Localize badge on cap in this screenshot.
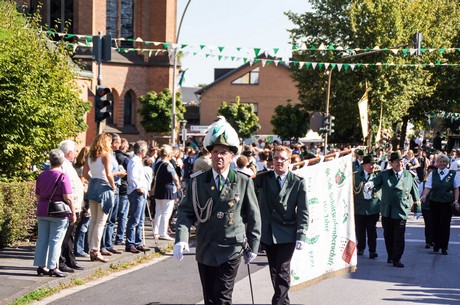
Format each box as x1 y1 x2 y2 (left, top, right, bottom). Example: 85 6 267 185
217 211 224 219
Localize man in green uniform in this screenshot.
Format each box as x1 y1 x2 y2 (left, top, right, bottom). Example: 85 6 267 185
353 155 381 259
254 145 309 305
366 151 420 268
174 117 261 305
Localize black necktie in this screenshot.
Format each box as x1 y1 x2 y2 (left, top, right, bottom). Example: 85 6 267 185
277 176 282 191
440 170 444 175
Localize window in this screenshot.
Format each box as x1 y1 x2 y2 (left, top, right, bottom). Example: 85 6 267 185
107 0 134 47
124 91 134 125
40 0 74 33
231 67 260 85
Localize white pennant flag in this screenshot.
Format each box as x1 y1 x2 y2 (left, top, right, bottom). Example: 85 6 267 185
261 59 267 67
324 63 330 69
298 62 305 69
350 64 356 71
337 64 343 71
312 62 317 69
358 89 369 140
274 60 280 66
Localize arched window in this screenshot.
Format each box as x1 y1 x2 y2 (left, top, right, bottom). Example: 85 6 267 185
124 91 133 125
107 0 134 48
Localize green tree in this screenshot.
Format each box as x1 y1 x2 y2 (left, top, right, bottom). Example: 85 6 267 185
217 96 260 140
0 2 90 179
287 0 460 144
271 101 310 142
139 88 186 135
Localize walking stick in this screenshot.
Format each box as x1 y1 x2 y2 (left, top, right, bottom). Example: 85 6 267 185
247 263 255 305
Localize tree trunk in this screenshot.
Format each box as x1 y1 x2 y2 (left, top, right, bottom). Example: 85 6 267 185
399 116 409 150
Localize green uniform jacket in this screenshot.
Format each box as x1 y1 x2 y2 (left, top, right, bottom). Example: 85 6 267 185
353 170 381 215
175 168 261 267
253 170 309 245
370 170 420 219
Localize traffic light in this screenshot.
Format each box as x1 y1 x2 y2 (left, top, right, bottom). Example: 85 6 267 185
412 31 423 56
318 114 335 135
95 86 113 123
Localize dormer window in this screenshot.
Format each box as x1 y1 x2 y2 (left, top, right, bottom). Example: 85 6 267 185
232 67 260 85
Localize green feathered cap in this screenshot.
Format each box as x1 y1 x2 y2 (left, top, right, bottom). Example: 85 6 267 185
203 116 240 154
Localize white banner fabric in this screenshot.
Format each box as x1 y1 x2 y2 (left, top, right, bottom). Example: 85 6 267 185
290 153 357 287
358 91 369 140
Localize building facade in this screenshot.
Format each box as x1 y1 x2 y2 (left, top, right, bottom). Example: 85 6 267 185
17 0 177 145
196 62 300 136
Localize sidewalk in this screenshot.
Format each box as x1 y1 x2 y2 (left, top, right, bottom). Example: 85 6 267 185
0 220 174 305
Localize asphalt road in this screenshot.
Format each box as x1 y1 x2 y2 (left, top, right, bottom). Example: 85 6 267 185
37 217 460 305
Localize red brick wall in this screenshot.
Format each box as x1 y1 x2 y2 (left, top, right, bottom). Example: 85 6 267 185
199 63 300 135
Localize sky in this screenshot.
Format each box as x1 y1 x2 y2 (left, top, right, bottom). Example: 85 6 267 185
176 0 311 87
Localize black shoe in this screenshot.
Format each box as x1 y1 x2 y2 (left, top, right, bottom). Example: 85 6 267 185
126 245 140 254
369 252 378 259
357 250 364 256
387 258 393 264
71 264 85 270
433 246 440 253
136 245 151 252
49 269 67 277
393 261 404 268
442 250 448 255
36 267 50 276
59 265 75 273
425 244 431 249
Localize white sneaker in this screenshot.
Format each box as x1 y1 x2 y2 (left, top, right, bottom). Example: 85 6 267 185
159 236 174 241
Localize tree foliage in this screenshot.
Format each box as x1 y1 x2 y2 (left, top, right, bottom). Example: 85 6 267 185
217 96 260 140
287 0 460 144
139 88 186 134
0 2 90 179
271 102 310 142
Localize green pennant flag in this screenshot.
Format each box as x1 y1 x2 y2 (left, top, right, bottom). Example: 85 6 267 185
318 63 324 70
331 63 336 70
254 48 261 56
243 58 248 63
327 45 335 50
344 64 349 71
356 63 362 69
402 49 408 56
205 54 210 58
273 48 279 54
218 55 222 61
267 60 273 65
436 61 441 65
310 44 316 50
85 37 91 46
292 60 299 66
181 44 188 49
420 48 427 53
292 44 297 50
305 62 311 69
231 56 235 61
200 45 206 50
178 51 183 56
218 46 225 52
438 48 445 54
254 59 260 63
163 43 169 49
237 47 241 51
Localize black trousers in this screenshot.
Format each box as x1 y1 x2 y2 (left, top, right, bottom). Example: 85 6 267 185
263 242 296 305
430 201 453 250
381 216 406 261
197 257 241 305
354 213 379 253
59 213 79 268
421 208 433 245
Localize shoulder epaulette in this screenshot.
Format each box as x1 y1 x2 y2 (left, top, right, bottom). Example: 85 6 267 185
190 170 205 179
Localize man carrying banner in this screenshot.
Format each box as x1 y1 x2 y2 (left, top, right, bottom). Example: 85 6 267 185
173 117 261 305
254 145 309 305
365 151 420 268
353 155 381 259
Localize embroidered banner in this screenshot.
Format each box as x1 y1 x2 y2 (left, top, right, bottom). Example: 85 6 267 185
290 153 356 287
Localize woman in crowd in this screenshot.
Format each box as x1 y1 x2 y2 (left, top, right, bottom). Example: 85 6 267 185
83 133 116 262
73 146 91 257
34 149 75 277
419 165 436 249
153 145 181 240
405 150 420 180
421 154 460 255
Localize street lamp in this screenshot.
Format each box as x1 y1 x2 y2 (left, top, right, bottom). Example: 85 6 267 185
171 0 192 146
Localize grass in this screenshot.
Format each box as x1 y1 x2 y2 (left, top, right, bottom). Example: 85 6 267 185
11 247 171 305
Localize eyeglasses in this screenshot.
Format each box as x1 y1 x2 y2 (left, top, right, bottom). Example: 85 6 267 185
273 157 288 162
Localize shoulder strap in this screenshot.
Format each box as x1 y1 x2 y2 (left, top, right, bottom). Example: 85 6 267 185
49 173 64 202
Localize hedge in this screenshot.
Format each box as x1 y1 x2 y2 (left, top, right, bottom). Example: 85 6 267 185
0 181 37 247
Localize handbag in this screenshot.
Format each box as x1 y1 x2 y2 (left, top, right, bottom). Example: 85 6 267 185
47 173 72 217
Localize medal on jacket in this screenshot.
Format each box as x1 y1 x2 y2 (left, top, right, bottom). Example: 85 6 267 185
228 211 234 225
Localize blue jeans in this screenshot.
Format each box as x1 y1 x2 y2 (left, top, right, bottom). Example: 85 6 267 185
116 194 130 243
126 191 146 249
74 214 90 255
101 192 119 251
34 217 69 269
